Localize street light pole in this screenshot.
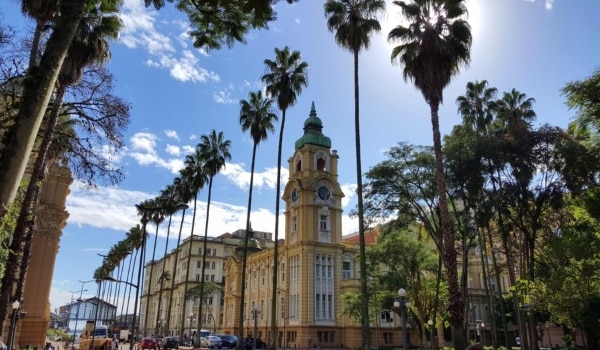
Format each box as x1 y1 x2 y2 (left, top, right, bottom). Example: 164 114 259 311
158 318 164 337
188 314 195 346
393 288 411 350
102 276 139 350
251 307 261 350
480 322 485 347
427 320 434 350
72 280 92 349
7 299 22 350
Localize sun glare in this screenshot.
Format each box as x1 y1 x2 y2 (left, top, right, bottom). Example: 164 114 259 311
465 0 481 39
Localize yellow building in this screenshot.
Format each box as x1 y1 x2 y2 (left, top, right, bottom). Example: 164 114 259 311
222 103 365 348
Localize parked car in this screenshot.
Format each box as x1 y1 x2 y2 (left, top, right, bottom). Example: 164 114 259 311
161 337 179 350
214 335 237 349
140 337 158 350
243 337 266 350
201 335 222 349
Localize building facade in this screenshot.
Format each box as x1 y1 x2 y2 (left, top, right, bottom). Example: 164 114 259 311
58 297 117 338
221 103 367 348
140 228 274 339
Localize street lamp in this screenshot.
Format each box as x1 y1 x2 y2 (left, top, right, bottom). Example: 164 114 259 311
251 306 261 350
131 203 186 350
158 318 164 337
393 288 411 350
427 320 434 350
479 322 485 346
103 276 139 350
7 299 23 350
72 280 92 349
188 314 195 346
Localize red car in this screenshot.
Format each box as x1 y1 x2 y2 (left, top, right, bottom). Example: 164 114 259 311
140 337 158 350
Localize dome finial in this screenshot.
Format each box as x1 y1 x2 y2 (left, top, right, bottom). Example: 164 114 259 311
310 101 316 116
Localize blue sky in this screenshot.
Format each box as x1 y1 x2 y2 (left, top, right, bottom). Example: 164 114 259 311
2 0 599 313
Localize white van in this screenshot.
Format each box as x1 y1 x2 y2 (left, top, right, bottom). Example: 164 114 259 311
91 325 110 339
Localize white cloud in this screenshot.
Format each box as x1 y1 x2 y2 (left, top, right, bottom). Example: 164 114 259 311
213 88 238 105
182 145 195 154
221 163 287 190
127 132 185 173
118 0 220 83
130 132 158 153
522 0 554 9
165 144 180 156
164 129 180 141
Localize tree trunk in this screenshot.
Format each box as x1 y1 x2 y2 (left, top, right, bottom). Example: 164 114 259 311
180 196 197 337
0 0 86 220
197 176 214 344
268 108 285 350
168 213 186 341
157 212 175 335
428 101 466 350
143 222 161 335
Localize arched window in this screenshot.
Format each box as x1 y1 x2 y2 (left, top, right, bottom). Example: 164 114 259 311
294 154 302 173
314 151 329 171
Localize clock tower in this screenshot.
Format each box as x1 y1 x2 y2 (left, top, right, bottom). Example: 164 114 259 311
283 101 344 246
223 102 362 349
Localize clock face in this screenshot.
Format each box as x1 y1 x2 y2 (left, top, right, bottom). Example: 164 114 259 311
317 186 331 201
291 189 299 202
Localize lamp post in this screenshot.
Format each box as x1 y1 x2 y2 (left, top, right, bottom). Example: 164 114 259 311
188 314 195 346
480 322 485 347
103 276 139 350
72 280 92 349
251 307 261 350
427 320 434 350
7 299 22 350
158 318 164 337
393 288 411 350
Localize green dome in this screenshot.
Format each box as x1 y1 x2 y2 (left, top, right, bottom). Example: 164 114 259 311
295 102 331 150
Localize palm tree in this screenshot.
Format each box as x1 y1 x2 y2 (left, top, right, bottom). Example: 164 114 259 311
388 1 472 349
324 1 384 348
237 90 278 349
163 178 189 337
456 80 498 135
178 154 208 338
0 3 120 329
195 130 231 343
0 0 96 221
143 199 169 335
260 46 308 350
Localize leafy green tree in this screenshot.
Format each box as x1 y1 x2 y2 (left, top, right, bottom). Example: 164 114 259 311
237 90 277 349
0 0 90 220
195 130 231 343
260 46 308 350
324 1 385 347
533 192 600 350
388 1 472 347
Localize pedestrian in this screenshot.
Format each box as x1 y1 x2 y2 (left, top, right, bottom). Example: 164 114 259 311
112 338 118 350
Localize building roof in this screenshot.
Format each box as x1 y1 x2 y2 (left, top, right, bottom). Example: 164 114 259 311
294 102 332 150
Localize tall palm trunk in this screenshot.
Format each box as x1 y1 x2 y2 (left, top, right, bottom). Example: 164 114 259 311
119 251 135 320
197 176 215 343
0 0 86 220
144 222 162 334
429 100 466 350
239 142 258 350
270 108 286 350
352 48 371 350
167 209 187 339
180 194 199 338
156 214 175 335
